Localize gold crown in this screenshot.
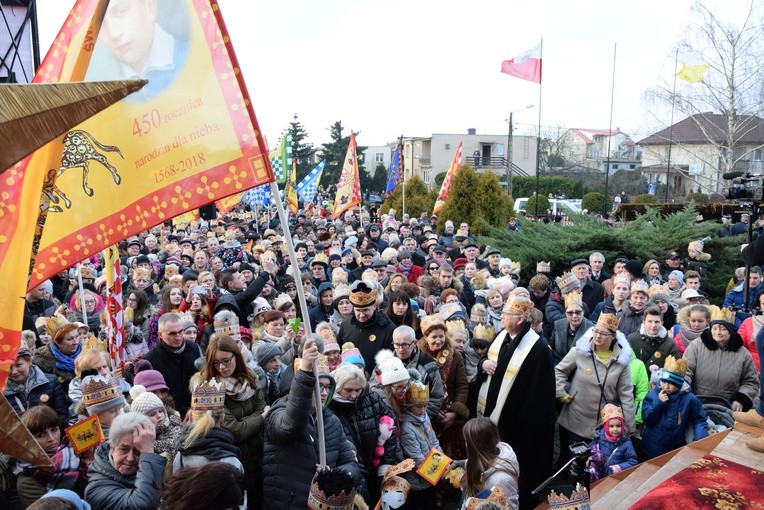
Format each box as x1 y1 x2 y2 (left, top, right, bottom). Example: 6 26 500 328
45 314 70 337
405 381 430 407
163 265 179 277
564 292 583 310
711 307 735 324
83 336 107 352
469 304 487 323
272 293 294 311
630 279 649 295
472 324 495 342
294 353 331 375
613 274 630 287
191 378 225 412
663 355 689 378
601 403 624 424
308 468 357 510
536 261 551 272
177 311 195 327
123 306 135 323
348 281 377 307
503 296 534 318
82 375 121 408
648 284 671 298
381 475 410 498
511 261 522 274
446 320 467 337
311 253 329 266
465 486 510 510
133 267 152 280
420 313 446 335
547 484 590 509
596 313 620 333
555 272 579 293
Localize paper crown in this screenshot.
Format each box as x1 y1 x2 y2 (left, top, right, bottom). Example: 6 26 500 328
82 335 107 352
406 381 430 407
688 240 704 254
630 279 649 295
601 403 624 424
133 267 152 280
469 304 487 323
163 265 179 277
82 375 125 414
295 353 331 375
273 293 295 311
648 284 670 298
307 467 357 510
511 261 521 274
564 292 583 310
333 283 350 300
439 302 464 321
711 307 735 324
465 486 511 510
177 311 196 329
420 313 446 335
446 320 467 337
547 483 590 510
472 324 496 343
381 474 411 499
503 295 534 318
123 306 135 323
191 378 225 412
213 313 239 336
536 260 551 273
555 272 579 293
456 228 469 238
348 281 377 307
663 355 688 378
311 253 329 267
45 314 70 337
596 313 620 333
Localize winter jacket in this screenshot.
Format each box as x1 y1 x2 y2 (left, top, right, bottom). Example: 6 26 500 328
551 317 594 362
337 311 396 371
172 426 243 473
591 296 621 323
262 369 359 510
308 302 333 330
399 411 441 491
328 385 400 478
221 380 266 480
683 329 759 410
555 329 636 439
142 340 202 416
641 386 709 458
629 353 649 426
723 282 762 327
736 316 762 371
581 278 605 314
628 324 680 373
616 305 645 337
587 430 638 480
5 365 70 422
458 442 519 510
417 338 469 420
398 264 425 285
84 441 166 510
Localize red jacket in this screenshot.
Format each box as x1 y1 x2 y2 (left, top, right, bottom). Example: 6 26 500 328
398 264 424 284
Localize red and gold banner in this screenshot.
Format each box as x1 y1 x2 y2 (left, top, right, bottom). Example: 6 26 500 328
29 0 273 289
287 158 299 214
433 141 463 215
332 132 361 220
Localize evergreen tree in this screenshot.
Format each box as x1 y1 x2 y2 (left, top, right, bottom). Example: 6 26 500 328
369 163 389 193
289 113 317 181
436 167 513 235
525 193 550 216
381 176 436 218
582 192 608 213
318 121 367 188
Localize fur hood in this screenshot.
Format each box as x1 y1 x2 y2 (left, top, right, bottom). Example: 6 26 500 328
416 275 439 296
575 327 632 366
675 303 719 327
700 328 744 352
638 322 667 339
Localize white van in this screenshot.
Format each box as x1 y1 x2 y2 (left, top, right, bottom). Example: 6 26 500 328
514 197 581 217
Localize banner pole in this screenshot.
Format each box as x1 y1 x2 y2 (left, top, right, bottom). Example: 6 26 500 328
268 180 325 467
76 263 87 325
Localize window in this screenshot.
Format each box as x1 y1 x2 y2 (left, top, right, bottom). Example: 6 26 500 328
423 170 431 185
444 143 451 150
375 152 384 164
630 164 636 169
752 149 763 161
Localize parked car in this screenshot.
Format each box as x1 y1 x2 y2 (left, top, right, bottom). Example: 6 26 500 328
514 197 582 217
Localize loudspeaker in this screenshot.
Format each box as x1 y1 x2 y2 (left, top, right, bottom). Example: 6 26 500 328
199 203 217 220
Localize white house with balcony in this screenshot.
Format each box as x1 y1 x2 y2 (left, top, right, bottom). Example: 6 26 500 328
562 128 639 173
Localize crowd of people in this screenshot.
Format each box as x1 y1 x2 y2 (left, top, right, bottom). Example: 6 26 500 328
4 204 763 510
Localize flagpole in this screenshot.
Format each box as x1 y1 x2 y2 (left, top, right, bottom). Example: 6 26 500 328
534 37 544 217
268 180 326 467
665 48 678 203
604 43 617 198
401 136 406 218
76 262 87 325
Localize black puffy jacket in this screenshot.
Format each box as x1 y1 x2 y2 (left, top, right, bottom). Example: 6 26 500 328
337 311 396 371
262 370 360 510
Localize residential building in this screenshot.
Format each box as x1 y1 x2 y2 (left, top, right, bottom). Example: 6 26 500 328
638 112 764 196
562 128 639 173
362 144 394 179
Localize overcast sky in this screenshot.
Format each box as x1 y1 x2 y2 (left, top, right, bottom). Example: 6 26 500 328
34 0 751 148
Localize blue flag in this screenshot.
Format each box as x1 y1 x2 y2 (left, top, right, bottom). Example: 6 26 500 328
296 160 325 204
385 140 403 197
244 184 270 208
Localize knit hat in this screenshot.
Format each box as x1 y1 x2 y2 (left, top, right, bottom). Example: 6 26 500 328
648 284 671 304
340 343 365 368
82 375 126 415
469 303 487 324
660 355 688 388
252 297 272 317
668 270 684 285
191 378 226 412
177 312 197 331
132 361 169 393
624 259 643 279
129 385 166 422
601 403 626 441
256 342 282 367
375 350 410 386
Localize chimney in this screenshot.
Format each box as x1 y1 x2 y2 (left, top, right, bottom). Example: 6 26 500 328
467 128 476 135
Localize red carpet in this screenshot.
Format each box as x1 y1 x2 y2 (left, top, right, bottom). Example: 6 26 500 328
629 454 764 509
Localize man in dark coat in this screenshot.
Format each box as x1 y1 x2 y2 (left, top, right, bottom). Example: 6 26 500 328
337 281 395 370
308 282 334 329
143 313 202 417
571 258 604 313
476 296 556 510
217 257 276 326
262 338 360 510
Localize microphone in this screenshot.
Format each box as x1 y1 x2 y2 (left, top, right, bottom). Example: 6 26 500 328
722 171 745 180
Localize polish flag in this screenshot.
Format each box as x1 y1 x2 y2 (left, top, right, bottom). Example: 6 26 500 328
501 41 542 84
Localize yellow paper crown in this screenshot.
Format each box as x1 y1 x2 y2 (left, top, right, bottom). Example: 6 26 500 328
503 296 534 318
601 403 624 424
123 306 135 323
405 381 430 407
711 307 735 324
472 324 496 342
596 313 620 333
45 314 70 337
630 279 649 295
311 253 329 266
191 378 225 412
548 483 590 509
564 292 583 310
83 336 107 352
420 313 446 335
446 320 466 337
663 355 689 378
555 271 579 293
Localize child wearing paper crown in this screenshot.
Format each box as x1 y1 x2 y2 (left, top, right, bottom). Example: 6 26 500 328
399 373 442 510
640 355 709 459
586 404 638 481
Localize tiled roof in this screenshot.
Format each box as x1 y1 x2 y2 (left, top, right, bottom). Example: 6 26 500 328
638 113 764 145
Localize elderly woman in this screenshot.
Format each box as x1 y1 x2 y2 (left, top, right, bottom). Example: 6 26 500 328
5 348 69 423
67 289 105 335
85 412 167 510
33 322 82 393
555 313 635 461
551 293 594 363
683 308 759 412
329 363 399 505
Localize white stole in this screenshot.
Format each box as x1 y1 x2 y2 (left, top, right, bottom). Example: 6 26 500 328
477 328 539 424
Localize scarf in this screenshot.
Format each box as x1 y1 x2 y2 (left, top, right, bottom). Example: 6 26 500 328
678 325 704 349
603 417 626 442
50 342 81 372
221 376 255 401
399 260 413 277
261 330 285 344
14 441 86 493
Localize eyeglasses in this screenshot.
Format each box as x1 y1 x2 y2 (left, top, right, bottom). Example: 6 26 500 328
391 382 409 393
428 266 440 271
393 341 414 349
566 310 583 316
593 329 614 338
319 384 331 393
211 355 235 368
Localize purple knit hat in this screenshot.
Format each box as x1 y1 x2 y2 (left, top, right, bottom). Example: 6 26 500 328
133 360 169 393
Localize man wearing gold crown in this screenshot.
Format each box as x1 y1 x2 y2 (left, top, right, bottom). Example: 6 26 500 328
476 295 556 509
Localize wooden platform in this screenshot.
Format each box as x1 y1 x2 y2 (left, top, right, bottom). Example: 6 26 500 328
536 423 764 509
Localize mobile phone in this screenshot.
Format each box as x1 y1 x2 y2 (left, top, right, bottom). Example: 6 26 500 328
192 285 206 294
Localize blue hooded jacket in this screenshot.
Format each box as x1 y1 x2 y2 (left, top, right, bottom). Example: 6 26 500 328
641 385 709 458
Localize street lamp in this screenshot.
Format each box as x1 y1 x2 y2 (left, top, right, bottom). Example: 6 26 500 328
506 104 534 196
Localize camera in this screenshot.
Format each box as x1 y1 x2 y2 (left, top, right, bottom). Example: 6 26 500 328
569 442 592 459
723 171 764 202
